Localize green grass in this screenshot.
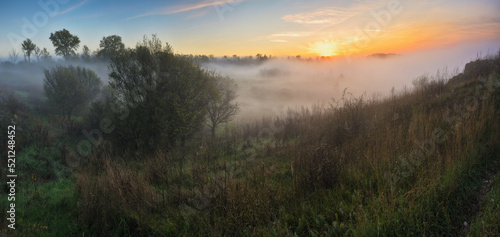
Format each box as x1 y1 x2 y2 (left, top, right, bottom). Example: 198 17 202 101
467 164 500 236
0 178 81 237
13 90 29 100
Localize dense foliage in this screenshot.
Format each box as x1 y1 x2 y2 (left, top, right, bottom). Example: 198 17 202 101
43 65 102 122
49 29 81 59
104 35 216 153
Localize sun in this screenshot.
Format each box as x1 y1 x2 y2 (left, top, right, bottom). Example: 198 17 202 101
309 40 339 56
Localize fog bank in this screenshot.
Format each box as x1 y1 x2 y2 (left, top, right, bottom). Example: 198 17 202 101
1 41 498 122
203 43 500 121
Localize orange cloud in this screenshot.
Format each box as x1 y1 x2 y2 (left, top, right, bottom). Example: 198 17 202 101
282 5 374 25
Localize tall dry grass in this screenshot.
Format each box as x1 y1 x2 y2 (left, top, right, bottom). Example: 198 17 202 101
73 52 500 235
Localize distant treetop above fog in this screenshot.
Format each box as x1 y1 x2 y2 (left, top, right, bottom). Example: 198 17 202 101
368 53 401 59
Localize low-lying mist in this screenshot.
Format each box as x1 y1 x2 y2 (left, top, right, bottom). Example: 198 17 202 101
203 45 498 121
0 60 110 88
0 60 110 106
1 41 498 122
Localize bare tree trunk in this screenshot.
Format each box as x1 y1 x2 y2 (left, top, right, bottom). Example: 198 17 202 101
211 126 216 140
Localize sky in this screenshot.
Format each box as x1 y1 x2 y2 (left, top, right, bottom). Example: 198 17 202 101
1 0 500 58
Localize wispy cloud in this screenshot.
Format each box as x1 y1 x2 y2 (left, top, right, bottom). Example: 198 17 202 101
281 5 372 25
53 0 88 17
271 32 310 37
271 39 289 43
126 0 243 20
261 31 311 43
81 12 108 19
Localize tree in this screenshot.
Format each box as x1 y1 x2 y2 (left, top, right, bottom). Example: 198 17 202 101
205 72 239 139
81 45 91 61
43 65 102 122
34 47 41 62
107 34 215 153
97 35 125 59
256 53 268 62
40 48 51 61
21 39 36 62
8 49 19 63
49 29 80 59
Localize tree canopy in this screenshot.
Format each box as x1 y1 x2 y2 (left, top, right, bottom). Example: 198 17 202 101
81 45 91 61
98 35 125 59
205 72 240 138
21 38 36 62
49 29 80 59
107 35 215 153
43 65 102 121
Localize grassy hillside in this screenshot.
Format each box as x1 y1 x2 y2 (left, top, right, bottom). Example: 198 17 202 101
1 52 499 236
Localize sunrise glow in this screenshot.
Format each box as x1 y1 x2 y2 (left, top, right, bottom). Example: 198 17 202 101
1 0 499 58
309 40 339 56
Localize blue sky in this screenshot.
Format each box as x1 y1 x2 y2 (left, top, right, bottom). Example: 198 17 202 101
1 0 499 58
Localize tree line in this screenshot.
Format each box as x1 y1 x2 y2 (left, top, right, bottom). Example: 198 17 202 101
6 29 127 64
8 28 319 65
7 29 240 155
